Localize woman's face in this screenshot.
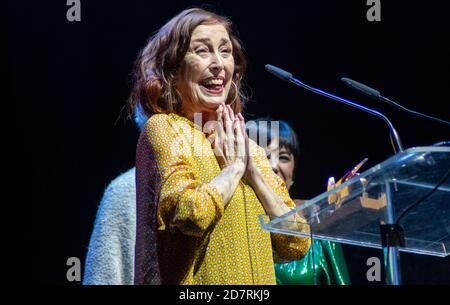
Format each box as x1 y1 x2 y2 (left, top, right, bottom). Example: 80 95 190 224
265 139 296 191
177 23 235 116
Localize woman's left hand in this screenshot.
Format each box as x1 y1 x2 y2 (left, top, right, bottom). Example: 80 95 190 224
236 113 261 186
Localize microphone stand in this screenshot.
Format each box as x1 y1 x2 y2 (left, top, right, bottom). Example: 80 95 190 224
266 64 403 285
341 77 450 127
288 77 404 153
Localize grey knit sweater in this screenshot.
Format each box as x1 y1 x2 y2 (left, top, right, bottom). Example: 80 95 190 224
83 168 136 285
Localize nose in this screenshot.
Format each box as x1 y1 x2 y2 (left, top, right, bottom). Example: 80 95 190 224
209 52 224 75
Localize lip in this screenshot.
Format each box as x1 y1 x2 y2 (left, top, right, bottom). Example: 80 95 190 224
200 76 226 95
201 76 226 82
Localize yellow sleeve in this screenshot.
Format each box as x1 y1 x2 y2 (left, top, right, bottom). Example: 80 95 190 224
142 114 225 237
249 140 311 262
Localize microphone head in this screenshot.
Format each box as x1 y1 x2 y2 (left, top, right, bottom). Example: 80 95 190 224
265 64 293 82
341 77 381 99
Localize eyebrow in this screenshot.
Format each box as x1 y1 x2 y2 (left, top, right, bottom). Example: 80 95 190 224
192 37 231 45
279 148 292 154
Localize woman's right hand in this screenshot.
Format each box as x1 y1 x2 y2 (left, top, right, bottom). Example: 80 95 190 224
213 103 247 173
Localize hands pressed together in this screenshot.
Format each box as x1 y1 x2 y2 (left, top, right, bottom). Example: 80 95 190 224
207 103 296 219
211 103 258 184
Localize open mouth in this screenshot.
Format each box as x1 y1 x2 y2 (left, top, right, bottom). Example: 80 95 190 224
200 77 225 94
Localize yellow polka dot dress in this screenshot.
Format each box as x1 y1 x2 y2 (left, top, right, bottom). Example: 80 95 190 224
134 113 310 285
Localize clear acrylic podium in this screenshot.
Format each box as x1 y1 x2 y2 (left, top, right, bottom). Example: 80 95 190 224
259 146 450 285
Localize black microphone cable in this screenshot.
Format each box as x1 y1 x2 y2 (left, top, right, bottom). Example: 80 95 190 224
395 168 450 225
341 77 450 127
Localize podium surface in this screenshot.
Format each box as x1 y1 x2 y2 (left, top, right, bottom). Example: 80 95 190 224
260 146 450 258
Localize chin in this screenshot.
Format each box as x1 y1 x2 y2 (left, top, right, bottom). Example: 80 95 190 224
198 95 228 109
196 86 230 108
206 98 226 107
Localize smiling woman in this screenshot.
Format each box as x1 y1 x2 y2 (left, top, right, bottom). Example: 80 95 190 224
176 24 236 121
127 8 311 285
247 118 351 285
127 8 246 119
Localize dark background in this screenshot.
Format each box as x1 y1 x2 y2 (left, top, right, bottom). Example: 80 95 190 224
11 0 449 284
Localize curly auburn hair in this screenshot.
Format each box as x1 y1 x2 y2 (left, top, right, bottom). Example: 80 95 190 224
127 8 247 119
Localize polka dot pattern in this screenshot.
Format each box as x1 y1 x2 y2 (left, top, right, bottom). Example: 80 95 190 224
134 113 310 285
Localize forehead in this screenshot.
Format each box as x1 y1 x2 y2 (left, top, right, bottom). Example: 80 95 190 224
267 140 292 153
267 139 279 151
190 23 230 42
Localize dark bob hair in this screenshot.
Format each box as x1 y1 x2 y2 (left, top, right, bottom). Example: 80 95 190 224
246 116 301 168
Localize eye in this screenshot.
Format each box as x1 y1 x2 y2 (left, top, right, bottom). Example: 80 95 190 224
220 47 232 57
195 47 208 55
279 154 291 162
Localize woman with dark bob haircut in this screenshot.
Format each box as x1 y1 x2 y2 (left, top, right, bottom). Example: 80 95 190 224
129 8 311 285
247 117 350 285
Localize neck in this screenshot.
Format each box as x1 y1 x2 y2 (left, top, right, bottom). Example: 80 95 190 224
183 109 217 131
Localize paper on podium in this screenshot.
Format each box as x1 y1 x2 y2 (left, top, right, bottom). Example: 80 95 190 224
260 146 450 257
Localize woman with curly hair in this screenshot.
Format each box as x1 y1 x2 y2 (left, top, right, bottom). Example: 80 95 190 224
129 8 311 285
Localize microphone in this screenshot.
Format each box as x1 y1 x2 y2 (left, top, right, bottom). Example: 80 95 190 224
265 64 292 82
341 77 380 100
341 77 450 127
265 64 404 153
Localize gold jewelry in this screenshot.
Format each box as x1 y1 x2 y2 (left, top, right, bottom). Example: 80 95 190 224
205 128 216 148
228 81 239 106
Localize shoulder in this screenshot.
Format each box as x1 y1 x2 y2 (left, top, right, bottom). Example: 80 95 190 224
106 168 136 193
141 113 189 140
143 113 174 133
139 114 176 148
95 168 137 224
102 168 136 205
137 113 192 158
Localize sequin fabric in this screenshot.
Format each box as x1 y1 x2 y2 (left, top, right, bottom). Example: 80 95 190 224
134 113 311 285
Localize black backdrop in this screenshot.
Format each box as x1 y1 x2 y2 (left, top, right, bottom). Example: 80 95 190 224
12 0 449 284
